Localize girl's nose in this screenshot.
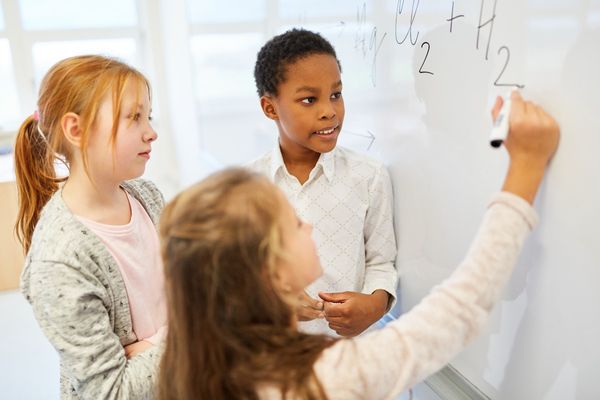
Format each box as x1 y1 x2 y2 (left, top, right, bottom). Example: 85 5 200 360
145 128 158 142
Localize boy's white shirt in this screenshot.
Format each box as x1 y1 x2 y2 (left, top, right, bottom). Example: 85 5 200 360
248 145 398 336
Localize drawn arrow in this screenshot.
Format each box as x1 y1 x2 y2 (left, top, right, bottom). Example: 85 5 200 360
344 129 376 151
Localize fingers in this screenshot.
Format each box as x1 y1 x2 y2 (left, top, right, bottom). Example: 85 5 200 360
509 89 525 120
491 95 503 121
297 305 324 321
300 291 323 310
306 297 324 311
327 320 361 337
322 301 345 318
123 341 153 359
318 291 351 303
328 323 354 337
297 291 324 321
502 91 560 174
510 89 523 102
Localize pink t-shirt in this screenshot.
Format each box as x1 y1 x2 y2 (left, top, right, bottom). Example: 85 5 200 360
77 192 167 344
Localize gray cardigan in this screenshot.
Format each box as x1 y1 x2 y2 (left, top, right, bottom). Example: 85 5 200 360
21 180 164 400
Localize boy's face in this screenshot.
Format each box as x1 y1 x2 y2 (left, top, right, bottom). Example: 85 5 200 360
261 53 344 158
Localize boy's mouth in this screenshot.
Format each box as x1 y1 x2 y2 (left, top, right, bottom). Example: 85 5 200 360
313 125 338 136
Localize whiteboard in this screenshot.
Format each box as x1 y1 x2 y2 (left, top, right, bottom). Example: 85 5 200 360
199 1 600 398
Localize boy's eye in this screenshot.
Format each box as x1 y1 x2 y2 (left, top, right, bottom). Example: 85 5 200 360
331 92 342 100
301 97 316 104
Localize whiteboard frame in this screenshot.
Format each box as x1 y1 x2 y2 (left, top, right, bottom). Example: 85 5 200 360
425 365 490 400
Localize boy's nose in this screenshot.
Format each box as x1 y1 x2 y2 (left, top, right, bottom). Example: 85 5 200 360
319 103 336 120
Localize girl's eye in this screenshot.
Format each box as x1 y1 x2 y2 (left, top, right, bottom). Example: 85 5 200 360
297 217 303 228
301 97 316 104
129 112 141 121
331 92 342 100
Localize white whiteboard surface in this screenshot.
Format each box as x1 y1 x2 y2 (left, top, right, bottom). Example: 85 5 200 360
200 1 600 398
375 3 600 400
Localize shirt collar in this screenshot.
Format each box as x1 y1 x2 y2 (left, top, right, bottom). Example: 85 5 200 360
318 148 335 182
269 143 336 183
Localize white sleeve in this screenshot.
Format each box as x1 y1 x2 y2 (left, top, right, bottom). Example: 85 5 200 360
361 164 398 307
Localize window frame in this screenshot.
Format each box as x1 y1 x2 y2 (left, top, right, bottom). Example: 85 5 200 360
0 0 146 137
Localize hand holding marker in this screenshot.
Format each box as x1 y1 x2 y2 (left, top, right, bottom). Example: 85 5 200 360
489 90 517 148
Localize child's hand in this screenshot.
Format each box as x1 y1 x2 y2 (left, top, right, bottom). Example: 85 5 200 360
319 290 389 337
491 91 559 166
296 291 325 321
492 91 560 204
124 340 153 359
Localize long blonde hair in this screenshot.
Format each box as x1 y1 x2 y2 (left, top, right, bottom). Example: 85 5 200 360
158 168 337 400
14 55 150 252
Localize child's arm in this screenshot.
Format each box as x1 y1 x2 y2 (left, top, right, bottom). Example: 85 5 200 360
26 261 161 400
315 194 537 398
312 92 559 399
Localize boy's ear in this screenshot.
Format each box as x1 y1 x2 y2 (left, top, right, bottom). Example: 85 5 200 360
260 95 278 121
61 112 83 148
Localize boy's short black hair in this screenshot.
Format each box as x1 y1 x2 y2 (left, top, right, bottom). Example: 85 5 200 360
254 28 341 97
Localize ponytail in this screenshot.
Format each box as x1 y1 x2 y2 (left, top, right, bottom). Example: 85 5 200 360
14 115 65 253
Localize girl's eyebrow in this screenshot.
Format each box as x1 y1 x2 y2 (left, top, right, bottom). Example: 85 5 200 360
332 80 342 89
125 103 151 113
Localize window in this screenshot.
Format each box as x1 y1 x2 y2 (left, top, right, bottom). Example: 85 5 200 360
279 0 357 19
32 39 137 86
19 0 137 30
0 0 142 132
188 0 265 24
0 40 19 131
190 33 262 103
589 0 600 27
187 0 270 168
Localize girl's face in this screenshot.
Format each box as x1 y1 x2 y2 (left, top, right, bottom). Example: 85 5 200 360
266 53 344 159
87 79 157 183
276 192 322 295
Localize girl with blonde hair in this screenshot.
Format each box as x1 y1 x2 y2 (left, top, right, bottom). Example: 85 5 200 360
158 91 559 400
15 55 165 399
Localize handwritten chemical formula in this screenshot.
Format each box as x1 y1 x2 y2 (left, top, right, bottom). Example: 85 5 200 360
347 0 525 89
